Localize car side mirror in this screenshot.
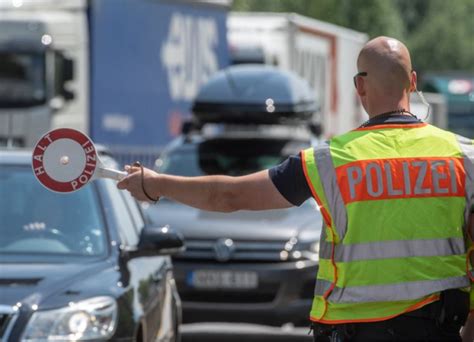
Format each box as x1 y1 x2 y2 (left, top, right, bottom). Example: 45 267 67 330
129 225 185 258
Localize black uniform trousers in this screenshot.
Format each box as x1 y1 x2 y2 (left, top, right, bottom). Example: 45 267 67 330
312 290 469 342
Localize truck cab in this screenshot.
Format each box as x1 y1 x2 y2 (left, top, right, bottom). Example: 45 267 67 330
0 0 231 167
0 0 86 147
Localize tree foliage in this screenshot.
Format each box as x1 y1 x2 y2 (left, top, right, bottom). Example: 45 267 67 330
232 0 474 72
406 0 474 72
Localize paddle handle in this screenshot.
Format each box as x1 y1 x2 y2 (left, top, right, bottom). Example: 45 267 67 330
97 167 128 181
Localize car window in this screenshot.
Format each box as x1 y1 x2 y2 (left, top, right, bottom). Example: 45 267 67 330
160 138 304 177
0 166 107 258
120 190 145 233
101 179 139 246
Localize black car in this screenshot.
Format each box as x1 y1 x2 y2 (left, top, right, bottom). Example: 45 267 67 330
0 149 183 341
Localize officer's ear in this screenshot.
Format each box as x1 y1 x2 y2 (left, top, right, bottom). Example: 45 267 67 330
409 70 418 92
356 77 367 97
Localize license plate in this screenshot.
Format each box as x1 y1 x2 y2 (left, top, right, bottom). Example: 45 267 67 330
188 270 258 289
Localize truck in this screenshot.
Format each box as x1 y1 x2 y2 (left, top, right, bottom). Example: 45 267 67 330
228 13 449 136
0 0 230 165
228 12 369 137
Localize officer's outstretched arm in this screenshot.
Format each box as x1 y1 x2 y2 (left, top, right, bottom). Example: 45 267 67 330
117 166 293 212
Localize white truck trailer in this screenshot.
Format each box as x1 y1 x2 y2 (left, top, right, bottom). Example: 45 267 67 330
228 12 369 137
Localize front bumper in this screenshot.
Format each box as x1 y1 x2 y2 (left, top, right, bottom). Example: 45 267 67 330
173 259 318 326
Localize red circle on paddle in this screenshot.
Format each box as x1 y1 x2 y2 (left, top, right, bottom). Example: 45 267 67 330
32 128 97 193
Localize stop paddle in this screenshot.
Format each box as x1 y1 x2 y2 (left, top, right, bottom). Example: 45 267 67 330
32 128 127 193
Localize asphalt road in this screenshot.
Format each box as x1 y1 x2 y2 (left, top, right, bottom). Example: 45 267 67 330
181 323 313 342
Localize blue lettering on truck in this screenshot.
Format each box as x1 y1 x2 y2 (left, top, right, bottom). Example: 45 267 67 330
89 0 229 148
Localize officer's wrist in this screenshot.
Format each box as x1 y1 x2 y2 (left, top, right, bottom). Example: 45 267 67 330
149 173 163 200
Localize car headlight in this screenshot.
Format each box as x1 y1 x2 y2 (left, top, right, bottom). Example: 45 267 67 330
22 296 117 341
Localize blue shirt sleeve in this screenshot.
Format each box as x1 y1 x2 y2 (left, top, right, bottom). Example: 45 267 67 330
268 153 312 206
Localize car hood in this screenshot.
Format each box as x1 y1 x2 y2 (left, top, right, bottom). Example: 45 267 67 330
0 260 116 308
145 199 322 242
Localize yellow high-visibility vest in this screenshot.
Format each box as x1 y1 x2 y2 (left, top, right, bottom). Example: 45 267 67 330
302 122 474 323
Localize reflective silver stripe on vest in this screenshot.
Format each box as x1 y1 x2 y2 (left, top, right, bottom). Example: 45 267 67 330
321 222 328 242
319 237 465 262
457 135 474 162
313 144 348 238
315 276 469 303
456 135 474 233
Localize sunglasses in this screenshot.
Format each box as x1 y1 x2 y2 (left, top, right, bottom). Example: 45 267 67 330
353 71 367 88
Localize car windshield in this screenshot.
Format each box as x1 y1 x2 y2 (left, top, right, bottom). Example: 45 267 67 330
160 138 300 177
0 166 108 259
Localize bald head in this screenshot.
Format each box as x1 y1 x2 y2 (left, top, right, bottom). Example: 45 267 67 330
357 36 413 96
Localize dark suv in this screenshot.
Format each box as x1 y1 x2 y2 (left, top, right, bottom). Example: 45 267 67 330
145 126 322 326
145 64 322 326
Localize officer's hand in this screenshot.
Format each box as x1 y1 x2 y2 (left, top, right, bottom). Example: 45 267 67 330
117 165 160 202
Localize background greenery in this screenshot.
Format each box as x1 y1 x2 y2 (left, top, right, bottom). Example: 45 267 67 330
232 0 474 73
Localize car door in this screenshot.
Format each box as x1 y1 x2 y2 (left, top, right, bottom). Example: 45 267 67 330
103 180 169 341
118 191 170 341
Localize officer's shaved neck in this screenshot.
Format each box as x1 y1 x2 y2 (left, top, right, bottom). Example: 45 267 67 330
356 36 415 118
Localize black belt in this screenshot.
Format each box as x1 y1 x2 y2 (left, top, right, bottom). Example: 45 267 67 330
312 298 441 334
402 297 442 320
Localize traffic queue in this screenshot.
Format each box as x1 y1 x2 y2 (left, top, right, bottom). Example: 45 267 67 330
0 55 323 342
2 1 473 342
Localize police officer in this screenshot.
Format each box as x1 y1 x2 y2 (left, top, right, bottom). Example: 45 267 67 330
118 36 474 341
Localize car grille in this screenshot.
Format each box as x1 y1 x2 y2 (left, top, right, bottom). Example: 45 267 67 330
175 239 287 262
